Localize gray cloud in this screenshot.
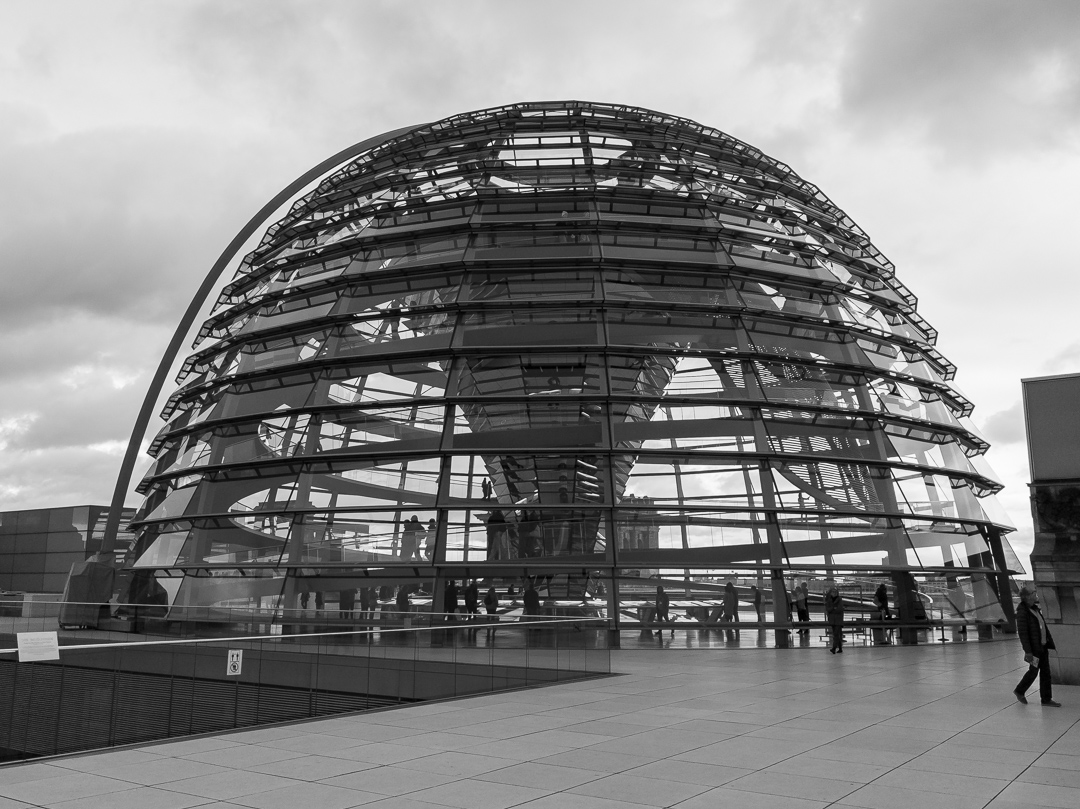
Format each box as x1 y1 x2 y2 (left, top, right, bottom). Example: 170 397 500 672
0 124 289 328
0 444 141 509
839 0 1080 158
981 400 1026 446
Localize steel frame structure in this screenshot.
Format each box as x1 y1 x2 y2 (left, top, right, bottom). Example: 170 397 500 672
112 101 1019 638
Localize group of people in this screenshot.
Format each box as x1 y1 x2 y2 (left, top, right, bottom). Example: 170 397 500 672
398 515 437 561
441 578 501 620
484 509 588 561
823 583 893 652
646 579 892 655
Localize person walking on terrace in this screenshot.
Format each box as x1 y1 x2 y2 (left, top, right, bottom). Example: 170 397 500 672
795 580 810 636
825 585 844 653
722 581 740 623
1014 585 1060 706
655 585 673 634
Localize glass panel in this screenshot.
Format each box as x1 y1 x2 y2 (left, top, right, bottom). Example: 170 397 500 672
745 318 852 363
762 411 877 463
615 403 755 452
333 272 463 315
457 308 602 347
346 235 470 275
606 310 739 352
773 461 884 513
450 353 607 397
332 313 455 357
461 270 599 301
603 268 739 308
622 456 764 509
446 453 609 506
470 230 599 260
325 360 448 404
443 508 607 562
599 231 722 265
451 402 605 450
753 361 863 410
132 530 189 568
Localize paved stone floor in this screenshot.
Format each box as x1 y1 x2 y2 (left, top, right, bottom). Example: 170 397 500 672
1 637 1078 809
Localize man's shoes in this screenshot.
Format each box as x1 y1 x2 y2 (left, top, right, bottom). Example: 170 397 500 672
1013 689 1028 705
1042 699 1062 707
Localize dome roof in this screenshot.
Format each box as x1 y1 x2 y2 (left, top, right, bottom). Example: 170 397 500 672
120 101 1019 617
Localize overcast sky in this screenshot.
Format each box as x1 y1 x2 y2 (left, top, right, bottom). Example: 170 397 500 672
1 0 1078 570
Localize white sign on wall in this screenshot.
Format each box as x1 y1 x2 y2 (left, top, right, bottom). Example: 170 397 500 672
17 631 60 662
227 649 243 676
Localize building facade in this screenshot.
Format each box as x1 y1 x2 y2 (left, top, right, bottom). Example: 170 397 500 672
114 102 1019 633
1023 373 1080 682
0 506 133 594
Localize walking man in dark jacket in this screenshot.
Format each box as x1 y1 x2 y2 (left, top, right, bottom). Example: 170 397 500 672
1014 585 1060 706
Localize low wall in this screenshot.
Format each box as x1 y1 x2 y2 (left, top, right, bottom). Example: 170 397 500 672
0 634 608 762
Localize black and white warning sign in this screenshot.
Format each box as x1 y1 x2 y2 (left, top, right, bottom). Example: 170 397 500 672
227 649 243 676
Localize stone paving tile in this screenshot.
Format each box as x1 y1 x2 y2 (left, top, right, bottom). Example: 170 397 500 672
724 770 862 802
0 771 136 805
629 759 752 788
391 752 512 779
1032 751 1080 770
472 761 602 790
357 799 450 809
674 735 815 769
318 725 428 743
223 727 310 745
405 777 551 809
180 745 306 769
899 752 1028 781
1016 765 1080 788
0 763 72 786
873 766 1009 800
72 757 231 786
243 754 376 781
143 737 239 757
929 741 1041 765
582 728 719 757
837 782 993 809
50 749 164 772
257 733 372 755
321 742 440 766
556 719 650 737
455 737 578 762
160 770 298 801
499 794 638 809
986 781 1080 808
47 786 211 809
321 765 456 796
535 748 661 774
765 752 891 784
227 781 383 809
568 772 711 807
672 786 828 809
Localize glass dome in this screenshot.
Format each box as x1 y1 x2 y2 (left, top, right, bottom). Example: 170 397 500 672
120 101 1019 632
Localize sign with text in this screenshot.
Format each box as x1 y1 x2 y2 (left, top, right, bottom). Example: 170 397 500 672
17 631 60 662
227 649 243 676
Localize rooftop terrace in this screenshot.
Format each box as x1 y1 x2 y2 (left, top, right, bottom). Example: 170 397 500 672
1 638 1077 809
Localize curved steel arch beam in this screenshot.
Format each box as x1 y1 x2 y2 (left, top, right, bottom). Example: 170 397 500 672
102 123 426 553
